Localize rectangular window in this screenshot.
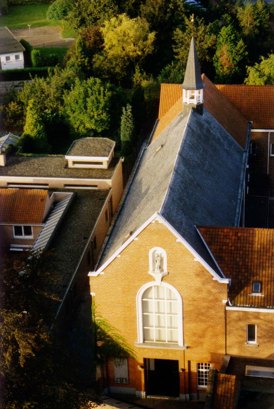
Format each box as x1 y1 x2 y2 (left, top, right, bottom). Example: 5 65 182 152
252 281 262 293
114 358 129 384
13 225 33 238
247 324 257 344
6 56 11 62
270 143 274 157
15 54 20 60
197 363 211 388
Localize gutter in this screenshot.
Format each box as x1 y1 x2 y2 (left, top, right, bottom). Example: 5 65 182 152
234 121 252 227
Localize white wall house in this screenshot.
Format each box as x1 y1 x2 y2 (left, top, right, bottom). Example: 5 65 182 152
0 27 25 70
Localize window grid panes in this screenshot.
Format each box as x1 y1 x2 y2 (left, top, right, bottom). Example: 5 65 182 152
197 363 211 387
142 285 178 344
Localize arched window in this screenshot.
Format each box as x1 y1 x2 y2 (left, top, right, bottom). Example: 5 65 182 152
137 282 183 346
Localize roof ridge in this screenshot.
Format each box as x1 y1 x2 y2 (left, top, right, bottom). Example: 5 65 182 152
159 109 192 213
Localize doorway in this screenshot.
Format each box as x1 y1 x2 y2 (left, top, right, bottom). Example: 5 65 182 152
145 359 180 397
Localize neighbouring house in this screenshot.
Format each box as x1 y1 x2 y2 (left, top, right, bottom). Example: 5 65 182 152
0 27 25 70
0 137 123 325
88 39 274 401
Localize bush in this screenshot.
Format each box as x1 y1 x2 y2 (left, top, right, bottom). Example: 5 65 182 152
47 0 72 21
31 49 44 67
20 39 33 53
0 67 54 81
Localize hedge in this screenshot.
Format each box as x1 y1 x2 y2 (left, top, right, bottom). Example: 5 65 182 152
20 39 33 52
31 49 59 67
1 0 8 14
0 67 54 81
8 0 53 4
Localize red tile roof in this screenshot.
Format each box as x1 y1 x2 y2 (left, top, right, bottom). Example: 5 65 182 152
0 189 48 224
153 76 248 148
216 84 274 129
198 227 274 308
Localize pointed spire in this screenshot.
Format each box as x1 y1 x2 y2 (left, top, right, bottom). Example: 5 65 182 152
181 37 205 91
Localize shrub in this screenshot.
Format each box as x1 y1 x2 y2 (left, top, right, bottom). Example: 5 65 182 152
31 49 44 67
47 0 72 21
1 0 8 14
20 39 33 53
0 67 54 81
8 0 53 5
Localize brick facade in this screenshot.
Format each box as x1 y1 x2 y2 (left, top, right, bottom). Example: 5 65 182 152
90 220 228 398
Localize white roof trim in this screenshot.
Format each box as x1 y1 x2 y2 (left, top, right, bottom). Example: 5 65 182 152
89 212 159 276
251 129 274 132
65 155 110 161
227 306 274 313
195 226 226 278
157 215 229 284
89 212 229 284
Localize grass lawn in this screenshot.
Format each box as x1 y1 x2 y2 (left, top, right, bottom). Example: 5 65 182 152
0 5 76 38
36 47 69 65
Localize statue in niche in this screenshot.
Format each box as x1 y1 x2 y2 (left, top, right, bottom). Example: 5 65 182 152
155 252 162 273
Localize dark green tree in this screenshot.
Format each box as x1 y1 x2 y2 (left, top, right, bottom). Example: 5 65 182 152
22 99 51 153
213 24 247 83
64 77 113 136
121 104 135 157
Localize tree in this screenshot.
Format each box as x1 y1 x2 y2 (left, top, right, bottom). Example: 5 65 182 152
245 54 274 85
64 77 113 136
237 0 269 37
22 99 51 153
0 101 24 132
47 0 73 22
93 14 155 81
213 24 247 83
173 16 217 73
121 104 135 157
0 251 100 409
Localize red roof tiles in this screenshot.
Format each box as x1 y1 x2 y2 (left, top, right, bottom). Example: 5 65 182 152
198 226 274 308
154 76 248 148
216 84 274 129
0 189 48 224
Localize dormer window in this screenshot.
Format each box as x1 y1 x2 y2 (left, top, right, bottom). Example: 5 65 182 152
252 281 262 293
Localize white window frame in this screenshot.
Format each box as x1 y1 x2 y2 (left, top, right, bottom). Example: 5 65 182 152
246 324 257 344
197 363 211 389
15 54 21 61
5 55 11 62
13 225 33 239
136 281 183 346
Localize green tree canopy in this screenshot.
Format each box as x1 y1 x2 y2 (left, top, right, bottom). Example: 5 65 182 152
64 77 113 136
22 99 51 153
47 0 73 21
173 16 217 73
213 24 247 83
245 54 274 85
93 14 155 81
121 104 135 157
237 0 269 37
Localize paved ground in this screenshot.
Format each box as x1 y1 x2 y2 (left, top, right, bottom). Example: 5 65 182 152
106 394 204 409
11 26 75 48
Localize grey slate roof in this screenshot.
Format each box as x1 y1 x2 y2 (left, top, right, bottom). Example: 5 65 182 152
181 38 205 91
66 137 115 158
97 108 246 276
0 155 119 179
0 27 25 55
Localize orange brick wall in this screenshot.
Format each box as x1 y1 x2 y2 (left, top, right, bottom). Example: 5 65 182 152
90 220 228 396
226 310 274 359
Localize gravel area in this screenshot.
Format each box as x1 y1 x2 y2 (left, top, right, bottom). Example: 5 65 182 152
11 26 75 48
